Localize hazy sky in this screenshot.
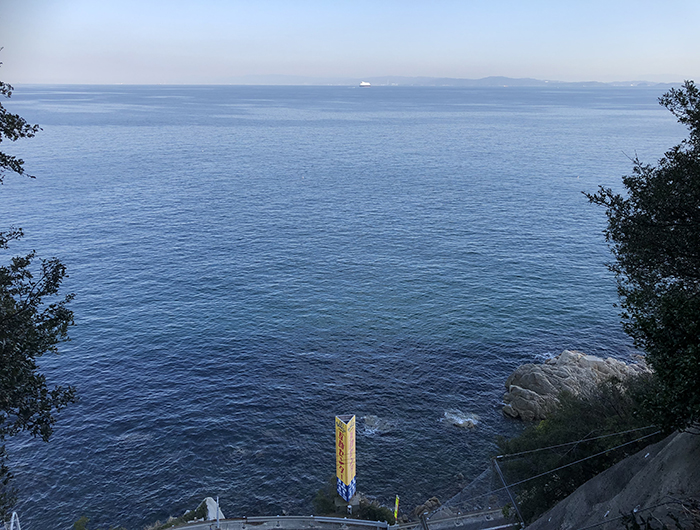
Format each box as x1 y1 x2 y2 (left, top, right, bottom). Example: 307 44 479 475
1 0 698 84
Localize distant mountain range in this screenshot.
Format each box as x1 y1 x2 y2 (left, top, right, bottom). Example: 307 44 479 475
359 76 674 87
220 74 676 87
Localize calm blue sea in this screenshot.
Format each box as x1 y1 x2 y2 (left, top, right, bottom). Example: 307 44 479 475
0 84 686 529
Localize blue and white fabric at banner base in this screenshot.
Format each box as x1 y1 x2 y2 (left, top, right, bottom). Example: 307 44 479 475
337 477 356 502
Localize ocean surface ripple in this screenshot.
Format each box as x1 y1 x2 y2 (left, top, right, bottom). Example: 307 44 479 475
0 85 685 529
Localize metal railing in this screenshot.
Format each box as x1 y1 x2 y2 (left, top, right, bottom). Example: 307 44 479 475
183 515 390 530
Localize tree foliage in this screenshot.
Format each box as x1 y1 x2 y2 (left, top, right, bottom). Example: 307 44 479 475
0 230 76 440
0 68 76 519
587 80 700 432
0 74 40 183
73 515 127 530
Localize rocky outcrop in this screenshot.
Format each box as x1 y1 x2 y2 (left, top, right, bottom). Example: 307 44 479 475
502 350 650 421
412 496 441 518
203 497 225 520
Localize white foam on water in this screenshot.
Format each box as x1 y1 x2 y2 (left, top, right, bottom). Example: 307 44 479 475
443 410 480 429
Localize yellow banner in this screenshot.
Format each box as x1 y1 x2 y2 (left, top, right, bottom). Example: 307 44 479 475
335 415 356 486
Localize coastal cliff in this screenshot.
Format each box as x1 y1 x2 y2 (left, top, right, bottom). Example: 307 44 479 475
527 430 700 529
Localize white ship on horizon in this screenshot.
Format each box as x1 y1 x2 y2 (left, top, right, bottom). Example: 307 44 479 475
359 81 371 87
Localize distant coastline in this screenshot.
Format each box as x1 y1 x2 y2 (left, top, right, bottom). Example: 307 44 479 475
164 74 679 87
349 75 675 88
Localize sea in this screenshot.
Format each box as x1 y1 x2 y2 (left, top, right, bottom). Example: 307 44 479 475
0 84 687 529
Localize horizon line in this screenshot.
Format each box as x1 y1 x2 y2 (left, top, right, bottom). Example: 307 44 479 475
10 74 688 88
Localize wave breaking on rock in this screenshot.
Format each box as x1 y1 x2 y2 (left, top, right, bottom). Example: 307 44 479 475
443 410 480 429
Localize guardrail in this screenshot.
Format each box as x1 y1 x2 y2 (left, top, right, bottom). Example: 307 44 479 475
245 516 389 529
183 515 390 530
184 513 518 530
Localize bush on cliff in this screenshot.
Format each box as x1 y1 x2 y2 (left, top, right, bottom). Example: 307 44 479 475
72 515 125 530
312 476 341 515
496 374 663 523
358 500 395 525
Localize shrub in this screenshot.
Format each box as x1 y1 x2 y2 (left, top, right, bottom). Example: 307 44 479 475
358 500 395 525
496 374 664 523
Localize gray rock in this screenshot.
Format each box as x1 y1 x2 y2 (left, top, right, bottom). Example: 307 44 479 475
412 496 441 518
526 431 700 530
502 350 650 421
203 497 225 521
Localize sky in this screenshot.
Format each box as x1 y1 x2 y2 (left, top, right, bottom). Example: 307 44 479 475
0 0 699 85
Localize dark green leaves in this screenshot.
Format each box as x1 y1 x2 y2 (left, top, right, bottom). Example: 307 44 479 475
0 70 74 520
0 78 41 183
587 80 700 431
0 238 76 443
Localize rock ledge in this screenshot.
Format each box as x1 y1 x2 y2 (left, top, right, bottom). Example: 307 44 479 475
502 350 649 421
